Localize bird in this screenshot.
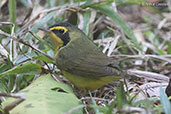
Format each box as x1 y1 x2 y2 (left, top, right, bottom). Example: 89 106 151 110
39 22 121 91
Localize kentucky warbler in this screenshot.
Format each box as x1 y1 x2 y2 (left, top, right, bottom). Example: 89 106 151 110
39 22 121 91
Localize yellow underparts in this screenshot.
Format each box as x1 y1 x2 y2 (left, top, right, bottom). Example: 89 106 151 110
62 70 121 91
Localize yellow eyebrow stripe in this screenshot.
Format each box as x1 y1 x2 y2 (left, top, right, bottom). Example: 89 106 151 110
49 26 68 34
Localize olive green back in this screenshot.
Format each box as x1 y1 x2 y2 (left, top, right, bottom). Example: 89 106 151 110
56 27 120 78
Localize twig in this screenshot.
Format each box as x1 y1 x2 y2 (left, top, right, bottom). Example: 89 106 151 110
127 69 169 82
0 93 25 99
110 54 171 63
35 2 85 14
0 93 26 113
0 29 54 61
118 106 146 114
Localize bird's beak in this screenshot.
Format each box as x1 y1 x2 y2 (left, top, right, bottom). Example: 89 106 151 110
38 27 51 33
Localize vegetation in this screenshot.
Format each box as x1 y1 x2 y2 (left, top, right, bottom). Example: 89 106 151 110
0 0 170 113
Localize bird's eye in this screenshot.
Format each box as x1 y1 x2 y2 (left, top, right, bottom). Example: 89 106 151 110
58 29 65 34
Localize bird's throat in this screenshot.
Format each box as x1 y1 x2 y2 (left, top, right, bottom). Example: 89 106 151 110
48 32 63 57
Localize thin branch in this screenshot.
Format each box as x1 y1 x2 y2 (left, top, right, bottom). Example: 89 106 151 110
110 54 171 63
0 93 26 113
127 69 169 82
0 29 54 61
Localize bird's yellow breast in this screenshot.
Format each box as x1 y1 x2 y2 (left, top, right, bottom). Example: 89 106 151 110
62 70 121 91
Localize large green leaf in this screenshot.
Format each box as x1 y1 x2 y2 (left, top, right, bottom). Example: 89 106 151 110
0 63 42 79
2 74 82 114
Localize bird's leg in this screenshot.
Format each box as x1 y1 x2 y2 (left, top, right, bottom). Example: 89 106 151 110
98 87 104 98
95 87 104 105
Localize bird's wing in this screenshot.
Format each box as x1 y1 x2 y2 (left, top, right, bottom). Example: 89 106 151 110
57 46 120 78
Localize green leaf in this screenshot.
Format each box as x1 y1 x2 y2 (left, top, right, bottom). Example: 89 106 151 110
0 107 4 114
166 41 171 54
116 83 128 108
2 74 82 114
106 101 115 114
160 87 171 114
8 0 16 31
81 0 113 8
83 11 91 36
0 63 42 79
0 80 9 93
14 52 37 64
14 52 54 64
157 49 165 55
89 91 100 114
145 31 160 47
34 55 54 64
90 105 109 114
115 0 147 6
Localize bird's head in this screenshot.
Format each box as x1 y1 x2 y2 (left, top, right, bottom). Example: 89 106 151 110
39 22 83 56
